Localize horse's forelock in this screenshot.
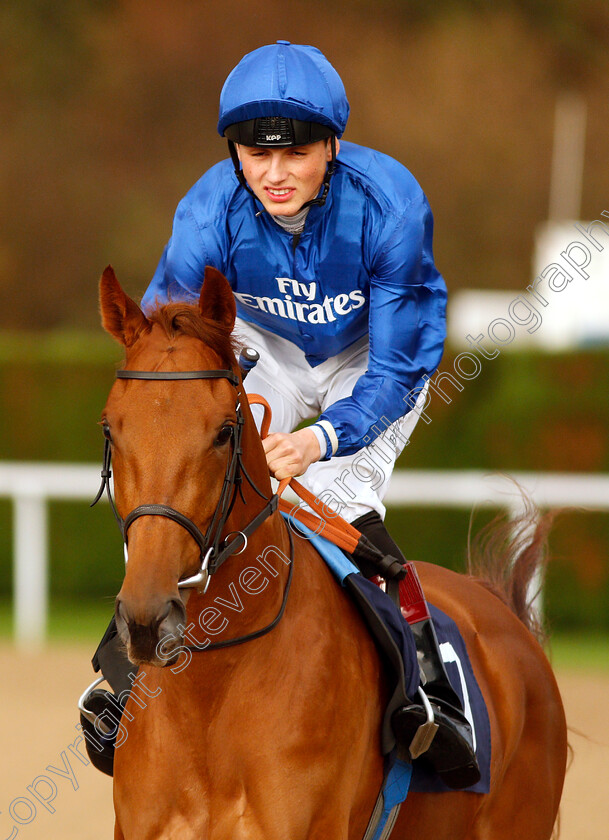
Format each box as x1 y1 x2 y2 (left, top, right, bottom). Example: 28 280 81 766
147 302 238 369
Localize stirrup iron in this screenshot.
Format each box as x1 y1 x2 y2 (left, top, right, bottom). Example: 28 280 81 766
78 675 114 734
408 687 439 760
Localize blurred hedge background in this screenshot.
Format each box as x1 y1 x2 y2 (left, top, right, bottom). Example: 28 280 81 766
1 0 609 632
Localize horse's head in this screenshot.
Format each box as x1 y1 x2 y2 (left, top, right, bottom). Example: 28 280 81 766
99 266 267 667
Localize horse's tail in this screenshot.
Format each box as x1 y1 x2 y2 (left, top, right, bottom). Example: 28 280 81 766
466 500 555 643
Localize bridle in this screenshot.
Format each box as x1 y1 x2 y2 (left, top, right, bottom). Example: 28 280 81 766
91 366 279 597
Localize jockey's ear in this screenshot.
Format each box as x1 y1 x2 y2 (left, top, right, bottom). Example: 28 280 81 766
327 137 340 161
99 266 150 347
199 266 236 332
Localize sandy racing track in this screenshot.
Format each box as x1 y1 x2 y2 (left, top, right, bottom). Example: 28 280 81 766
0 643 606 839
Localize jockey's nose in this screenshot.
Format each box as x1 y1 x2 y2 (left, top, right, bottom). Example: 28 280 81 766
115 594 187 667
267 150 288 183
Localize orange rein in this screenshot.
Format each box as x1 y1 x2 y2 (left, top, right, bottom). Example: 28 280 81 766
246 393 361 554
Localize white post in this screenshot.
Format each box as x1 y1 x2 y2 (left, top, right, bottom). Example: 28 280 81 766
13 493 48 649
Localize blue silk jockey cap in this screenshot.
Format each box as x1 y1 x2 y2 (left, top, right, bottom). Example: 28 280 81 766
217 41 350 139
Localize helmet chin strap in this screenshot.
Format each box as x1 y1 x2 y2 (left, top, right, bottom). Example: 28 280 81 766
227 136 338 215
298 135 337 211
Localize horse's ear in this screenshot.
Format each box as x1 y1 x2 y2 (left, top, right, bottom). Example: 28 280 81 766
198 266 236 332
99 266 150 347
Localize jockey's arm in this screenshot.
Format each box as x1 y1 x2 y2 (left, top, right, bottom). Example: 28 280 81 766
313 195 447 459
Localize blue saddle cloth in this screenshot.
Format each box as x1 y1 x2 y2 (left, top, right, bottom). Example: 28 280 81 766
284 515 491 794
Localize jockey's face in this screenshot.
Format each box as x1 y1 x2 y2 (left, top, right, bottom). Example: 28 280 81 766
236 139 338 217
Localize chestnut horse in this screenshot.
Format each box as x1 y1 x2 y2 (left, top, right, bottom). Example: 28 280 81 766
98 266 566 840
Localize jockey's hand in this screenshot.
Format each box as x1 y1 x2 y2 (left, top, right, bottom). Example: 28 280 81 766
262 428 321 480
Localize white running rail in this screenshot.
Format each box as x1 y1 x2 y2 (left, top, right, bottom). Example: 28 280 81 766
1 462 609 648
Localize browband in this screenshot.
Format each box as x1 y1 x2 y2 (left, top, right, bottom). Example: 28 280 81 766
116 369 239 386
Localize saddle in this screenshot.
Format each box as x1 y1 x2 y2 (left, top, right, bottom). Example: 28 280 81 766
284 513 491 795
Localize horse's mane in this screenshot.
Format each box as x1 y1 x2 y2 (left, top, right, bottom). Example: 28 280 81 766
466 500 556 644
147 302 238 369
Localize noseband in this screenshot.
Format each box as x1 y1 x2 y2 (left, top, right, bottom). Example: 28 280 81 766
92 366 278 594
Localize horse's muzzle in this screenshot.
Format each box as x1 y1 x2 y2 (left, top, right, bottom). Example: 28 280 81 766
115 595 187 667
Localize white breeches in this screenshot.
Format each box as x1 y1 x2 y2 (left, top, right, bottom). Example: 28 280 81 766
234 318 426 522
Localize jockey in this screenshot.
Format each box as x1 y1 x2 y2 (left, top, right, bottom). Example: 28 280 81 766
143 41 479 788
87 41 479 788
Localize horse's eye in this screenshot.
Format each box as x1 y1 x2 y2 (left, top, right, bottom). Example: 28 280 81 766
102 422 112 442
214 425 234 447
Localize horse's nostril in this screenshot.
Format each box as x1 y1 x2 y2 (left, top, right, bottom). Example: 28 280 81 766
157 601 172 623
159 597 187 633
169 596 187 618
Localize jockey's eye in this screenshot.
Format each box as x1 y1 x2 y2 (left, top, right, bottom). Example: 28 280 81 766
214 425 234 447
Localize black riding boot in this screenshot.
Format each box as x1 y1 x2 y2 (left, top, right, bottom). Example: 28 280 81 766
352 511 481 790
79 617 134 776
